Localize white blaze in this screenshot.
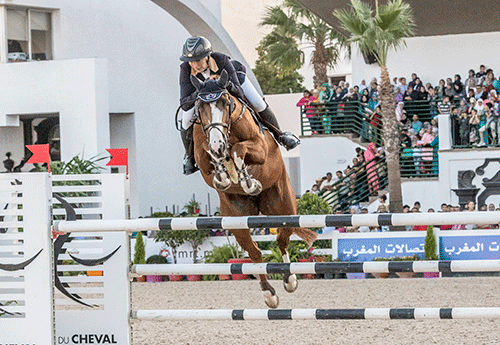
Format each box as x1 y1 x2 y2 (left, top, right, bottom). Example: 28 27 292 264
209 103 225 153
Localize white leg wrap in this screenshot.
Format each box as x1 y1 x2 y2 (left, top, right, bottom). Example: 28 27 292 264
282 252 298 293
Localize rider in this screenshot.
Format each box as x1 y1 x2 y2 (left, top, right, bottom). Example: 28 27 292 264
179 36 301 175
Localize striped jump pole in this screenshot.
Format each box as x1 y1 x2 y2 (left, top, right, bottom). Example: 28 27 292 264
131 260 500 276
132 308 500 321
53 211 500 233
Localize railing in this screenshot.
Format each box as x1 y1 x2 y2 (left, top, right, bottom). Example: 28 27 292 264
399 145 439 178
300 99 443 181
319 155 388 211
450 116 499 149
300 101 383 147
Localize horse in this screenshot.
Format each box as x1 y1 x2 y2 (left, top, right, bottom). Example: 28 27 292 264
189 70 317 308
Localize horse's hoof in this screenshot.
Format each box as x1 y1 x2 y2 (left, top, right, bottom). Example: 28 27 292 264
263 290 279 309
283 273 298 293
213 175 231 191
243 179 262 196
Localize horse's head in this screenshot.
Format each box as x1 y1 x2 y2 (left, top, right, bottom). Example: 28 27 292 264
191 70 235 159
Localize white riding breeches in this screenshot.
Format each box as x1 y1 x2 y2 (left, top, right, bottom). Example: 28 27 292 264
181 107 196 130
181 78 266 130
241 78 267 113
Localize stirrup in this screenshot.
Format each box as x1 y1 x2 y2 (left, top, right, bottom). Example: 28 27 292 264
183 156 199 175
278 132 301 151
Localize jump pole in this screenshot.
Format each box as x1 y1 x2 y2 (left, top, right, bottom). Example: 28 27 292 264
53 212 500 233
131 259 500 276
132 308 500 321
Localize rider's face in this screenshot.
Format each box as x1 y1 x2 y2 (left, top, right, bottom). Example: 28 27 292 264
189 57 209 74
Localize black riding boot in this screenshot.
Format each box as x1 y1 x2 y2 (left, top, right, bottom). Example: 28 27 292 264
259 105 300 151
180 127 199 175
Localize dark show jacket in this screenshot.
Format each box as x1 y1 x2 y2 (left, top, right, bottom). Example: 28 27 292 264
179 52 244 111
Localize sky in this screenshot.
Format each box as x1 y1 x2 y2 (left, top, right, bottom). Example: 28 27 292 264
220 0 281 69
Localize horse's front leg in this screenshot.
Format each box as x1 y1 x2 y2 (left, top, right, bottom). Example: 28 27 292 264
209 153 231 191
231 140 266 196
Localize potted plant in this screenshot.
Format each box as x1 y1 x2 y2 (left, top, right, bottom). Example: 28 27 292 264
133 231 147 282
423 225 440 278
203 244 237 280
154 212 187 281
226 241 253 280
265 242 315 279
184 229 210 281
145 254 168 282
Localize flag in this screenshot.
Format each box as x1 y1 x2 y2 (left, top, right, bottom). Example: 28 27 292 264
106 148 128 174
26 144 51 173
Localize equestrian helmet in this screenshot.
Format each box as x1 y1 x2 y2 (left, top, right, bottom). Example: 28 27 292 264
180 36 212 62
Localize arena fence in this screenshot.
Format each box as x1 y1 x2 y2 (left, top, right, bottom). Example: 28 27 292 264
3 172 500 345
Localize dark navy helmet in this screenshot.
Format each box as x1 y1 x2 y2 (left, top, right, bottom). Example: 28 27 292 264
180 36 212 62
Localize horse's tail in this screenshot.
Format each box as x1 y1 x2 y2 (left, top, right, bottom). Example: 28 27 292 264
293 228 318 247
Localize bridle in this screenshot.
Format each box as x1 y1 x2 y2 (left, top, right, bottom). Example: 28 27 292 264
196 92 245 144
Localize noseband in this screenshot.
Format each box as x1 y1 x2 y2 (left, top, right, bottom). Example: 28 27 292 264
196 93 244 143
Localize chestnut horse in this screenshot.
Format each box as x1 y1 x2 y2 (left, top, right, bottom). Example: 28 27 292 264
190 71 317 308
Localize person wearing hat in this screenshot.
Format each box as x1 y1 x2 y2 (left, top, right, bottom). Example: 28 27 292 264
178 36 300 175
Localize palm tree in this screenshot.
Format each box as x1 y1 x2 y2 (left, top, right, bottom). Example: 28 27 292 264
334 0 414 213
260 0 348 88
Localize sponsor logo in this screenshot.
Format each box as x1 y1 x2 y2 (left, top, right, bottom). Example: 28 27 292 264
58 334 117 344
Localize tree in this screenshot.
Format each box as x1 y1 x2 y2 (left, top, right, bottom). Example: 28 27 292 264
260 0 347 88
253 46 304 95
334 0 415 213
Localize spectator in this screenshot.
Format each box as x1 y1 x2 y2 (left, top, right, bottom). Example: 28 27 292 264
395 87 403 103
320 172 337 191
465 69 477 94
364 142 380 195
436 79 446 97
395 101 406 122
453 74 465 99
410 114 423 136
476 64 487 79
469 109 480 145
358 79 367 93
475 99 488 146
438 96 452 117
411 207 427 231
458 112 470 146
408 73 418 89
297 89 322 134
310 184 320 195
413 201 421 211
464 201 477 230
398 77 408 94
444 83 455 99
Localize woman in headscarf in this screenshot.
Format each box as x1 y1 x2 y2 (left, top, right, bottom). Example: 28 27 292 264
394 87 403 103
395 101 406 122
364 142 380 195
453 74 465 99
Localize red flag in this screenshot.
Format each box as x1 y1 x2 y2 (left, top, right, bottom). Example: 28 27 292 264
106 148 128 174
26 144 51 173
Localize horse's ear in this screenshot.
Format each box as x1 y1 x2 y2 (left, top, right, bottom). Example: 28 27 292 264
190 75 204 91
217 70 229 88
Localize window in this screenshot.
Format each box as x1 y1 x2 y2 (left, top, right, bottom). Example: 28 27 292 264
5 8 52 62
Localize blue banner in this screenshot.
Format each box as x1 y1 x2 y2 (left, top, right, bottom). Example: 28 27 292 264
338 237 425 262
440 235 500 260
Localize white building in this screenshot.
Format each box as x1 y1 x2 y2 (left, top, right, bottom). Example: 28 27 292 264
1 0 499 216
0 0 264 218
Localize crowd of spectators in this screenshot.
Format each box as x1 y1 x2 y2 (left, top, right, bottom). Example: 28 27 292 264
297 64 500 152
307 144 387 211
319 200 500 233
